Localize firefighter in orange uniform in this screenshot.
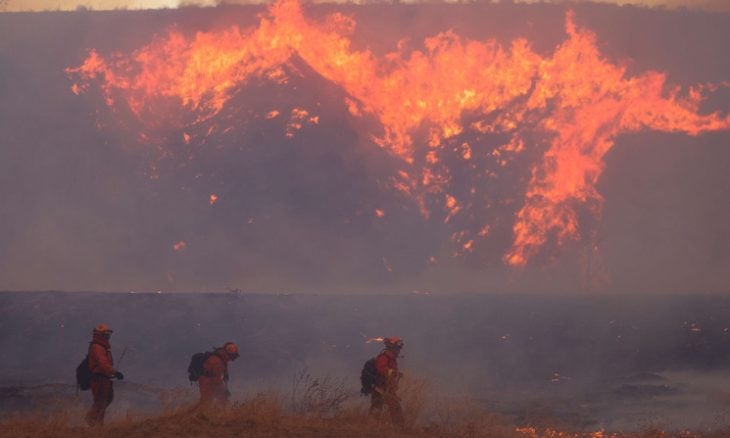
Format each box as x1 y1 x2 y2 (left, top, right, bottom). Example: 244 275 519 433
370 336 404 425
85 323 123 426
198 342 239 404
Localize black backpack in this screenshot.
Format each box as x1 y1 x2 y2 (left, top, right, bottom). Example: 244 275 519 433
187 352 213 382
76 341 109 390
76 356 92 391
360 357 379 395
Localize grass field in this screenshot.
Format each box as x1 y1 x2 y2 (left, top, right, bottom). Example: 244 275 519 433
2 375 729 438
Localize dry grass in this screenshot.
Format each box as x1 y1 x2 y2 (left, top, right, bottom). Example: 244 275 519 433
0 373 517 438
424 396 520 437
0 395 422 438
2 401 728 438
288 368 350 415
1 375 729 438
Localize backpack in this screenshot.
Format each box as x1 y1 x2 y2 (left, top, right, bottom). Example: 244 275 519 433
187 352 213 382
76 341 112 390
76 356 92 391
360 357 379 395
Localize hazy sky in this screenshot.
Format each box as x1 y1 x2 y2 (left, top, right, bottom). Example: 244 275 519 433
3 0 730 12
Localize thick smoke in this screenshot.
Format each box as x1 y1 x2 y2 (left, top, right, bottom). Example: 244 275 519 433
0 3 728 294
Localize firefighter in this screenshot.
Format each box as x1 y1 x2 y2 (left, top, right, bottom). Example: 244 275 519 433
370 336 404 426
198 342 239 404
85 323 123 426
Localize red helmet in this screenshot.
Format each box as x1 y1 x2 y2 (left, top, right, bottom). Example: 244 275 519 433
223 342 239 359
384 336 404 350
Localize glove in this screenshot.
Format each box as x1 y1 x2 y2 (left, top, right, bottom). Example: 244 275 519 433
114 371 124 380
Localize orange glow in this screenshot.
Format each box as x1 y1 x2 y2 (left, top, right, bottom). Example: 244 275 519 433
285 108 318 138
172 241 186 252
374 208 385 218
504 13 729 266
209 194 218 205
460 142 472 160
478 225 491 237
443 194 461 224
382 256 393 272
67 0 730 267
514 427 690 438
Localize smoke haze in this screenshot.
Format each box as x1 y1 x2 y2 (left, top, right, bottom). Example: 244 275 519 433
0 2 728 294
1 291 729 431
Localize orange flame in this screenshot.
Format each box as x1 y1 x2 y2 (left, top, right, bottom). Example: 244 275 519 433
285 108 318 138
503 12 730 266
67 0 730 267
172 241 186 252
514 427 696 438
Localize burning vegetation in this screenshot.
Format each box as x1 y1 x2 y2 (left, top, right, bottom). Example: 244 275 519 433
1 389 729 438
0 3 728 436
65 0 729 274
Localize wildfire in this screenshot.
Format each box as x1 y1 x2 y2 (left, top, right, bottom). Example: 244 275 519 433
209 194 218 205
66 0 730 268
172 241 187 252
515 428 700 438
285 108 319 138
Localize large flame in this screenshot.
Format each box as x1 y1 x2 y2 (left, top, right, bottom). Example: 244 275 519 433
66 0 730 268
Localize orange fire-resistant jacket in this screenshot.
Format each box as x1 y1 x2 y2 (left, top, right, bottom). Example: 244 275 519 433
198 350 231 401
375 349 399 391
88 334 114 377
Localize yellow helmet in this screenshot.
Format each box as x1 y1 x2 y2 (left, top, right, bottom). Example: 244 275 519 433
93 323 113 334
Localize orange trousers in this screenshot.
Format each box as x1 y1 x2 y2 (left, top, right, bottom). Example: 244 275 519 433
198 377 229 405
86 378 114 426
370 389 404 425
